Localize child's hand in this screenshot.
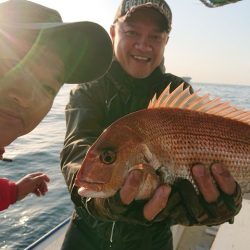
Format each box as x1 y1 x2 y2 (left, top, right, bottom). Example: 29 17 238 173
16 173 50 201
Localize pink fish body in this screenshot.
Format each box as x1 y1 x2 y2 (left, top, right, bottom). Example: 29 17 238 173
75 84 250 199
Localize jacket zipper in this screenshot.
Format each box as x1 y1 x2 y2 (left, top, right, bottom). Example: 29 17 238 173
109 221 116 247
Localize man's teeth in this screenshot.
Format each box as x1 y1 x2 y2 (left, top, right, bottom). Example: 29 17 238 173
133 55 149 61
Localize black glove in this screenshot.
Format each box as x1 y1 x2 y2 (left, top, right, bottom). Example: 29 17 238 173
87 193 152 225
154 179 242 226
84 179 242 227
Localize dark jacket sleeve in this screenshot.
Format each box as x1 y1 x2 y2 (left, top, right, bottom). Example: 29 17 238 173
60 82 106 206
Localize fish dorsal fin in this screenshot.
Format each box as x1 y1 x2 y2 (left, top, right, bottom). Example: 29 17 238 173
148 83 250 125
148 84 171 108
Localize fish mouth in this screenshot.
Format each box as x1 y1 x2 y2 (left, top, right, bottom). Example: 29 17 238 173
75 175 108 185
76 181 108 198
75 179 104 191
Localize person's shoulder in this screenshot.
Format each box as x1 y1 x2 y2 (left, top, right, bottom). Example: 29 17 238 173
76 75 108 93
68 75 109 106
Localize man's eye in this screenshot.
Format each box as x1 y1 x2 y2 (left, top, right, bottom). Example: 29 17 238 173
151 35 163 42
43 84 57 97
125 30 137 37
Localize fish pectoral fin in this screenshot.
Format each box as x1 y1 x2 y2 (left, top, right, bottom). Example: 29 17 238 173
140 143 162 171
129 163 160 200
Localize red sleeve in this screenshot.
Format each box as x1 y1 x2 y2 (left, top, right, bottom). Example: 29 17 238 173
0 178 17 211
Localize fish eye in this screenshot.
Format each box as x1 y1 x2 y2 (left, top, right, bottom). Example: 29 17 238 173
100 150 116 164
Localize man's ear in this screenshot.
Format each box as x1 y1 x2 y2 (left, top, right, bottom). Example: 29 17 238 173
165 35 169 45
110 25 115 41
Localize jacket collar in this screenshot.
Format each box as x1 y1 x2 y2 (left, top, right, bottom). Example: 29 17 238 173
108 60 164 94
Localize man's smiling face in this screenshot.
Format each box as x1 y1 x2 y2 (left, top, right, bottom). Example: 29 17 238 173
111 7 169 79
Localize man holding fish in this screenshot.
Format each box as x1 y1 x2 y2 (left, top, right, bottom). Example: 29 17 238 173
61 0 243 249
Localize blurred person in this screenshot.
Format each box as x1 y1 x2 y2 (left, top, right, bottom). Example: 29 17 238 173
0 0 112 211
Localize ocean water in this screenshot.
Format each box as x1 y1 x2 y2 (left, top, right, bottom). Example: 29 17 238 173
0 82 249 249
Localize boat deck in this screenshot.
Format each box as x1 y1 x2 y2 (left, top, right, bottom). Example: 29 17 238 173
26 198 250 250
24 217 70 250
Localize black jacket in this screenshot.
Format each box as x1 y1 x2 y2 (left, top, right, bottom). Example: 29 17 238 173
60 61 192 250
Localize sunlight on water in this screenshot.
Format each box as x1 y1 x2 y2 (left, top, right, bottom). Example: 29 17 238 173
18 216 29 226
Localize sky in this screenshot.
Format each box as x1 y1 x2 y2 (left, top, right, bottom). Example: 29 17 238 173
1 0 250 85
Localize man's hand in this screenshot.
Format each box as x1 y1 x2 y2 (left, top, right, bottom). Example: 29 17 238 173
192 163 236 202
119 169 171 221
171 163 242 226
118 163 242 225
16 172 50 201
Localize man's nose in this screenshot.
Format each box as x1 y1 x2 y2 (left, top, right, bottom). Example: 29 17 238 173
134 36 153 52
7 80 36 108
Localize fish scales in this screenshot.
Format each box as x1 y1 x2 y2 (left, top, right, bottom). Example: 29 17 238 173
75 84 250 199
104 108 250 185
130 108 250 184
